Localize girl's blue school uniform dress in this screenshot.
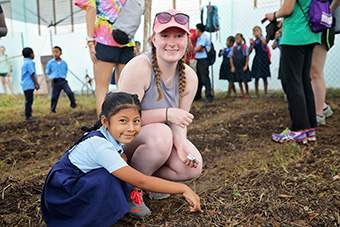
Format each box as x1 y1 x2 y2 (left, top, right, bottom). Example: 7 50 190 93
251 37 271 79
232 44 251 83
41 126 131 227
219 47 234 81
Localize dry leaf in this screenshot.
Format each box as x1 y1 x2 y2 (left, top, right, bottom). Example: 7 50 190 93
309 213 319 220
278 194 294 198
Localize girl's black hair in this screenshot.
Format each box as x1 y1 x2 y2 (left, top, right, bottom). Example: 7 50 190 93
81 92 141 132
227 36 235 44
235 33 246 44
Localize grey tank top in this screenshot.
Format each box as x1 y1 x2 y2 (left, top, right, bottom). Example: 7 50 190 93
141 52 179 110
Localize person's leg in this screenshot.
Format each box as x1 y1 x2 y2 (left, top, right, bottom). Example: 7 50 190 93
302 44 317 129
153 139 202 181
263 78 268 95
227 80 232 96
123 123 202 180
93 60 115 117
238 82 244 96
114 63 126 85
232 83 237 96
4 76 13 95
0 76 6 93
24 90 34 118
281 45 314 131
244 81 249 97
310 44 327 117
61 81 77 109
195 59 203 100
255 78 259 96
51 81 63 113
200 60 213 100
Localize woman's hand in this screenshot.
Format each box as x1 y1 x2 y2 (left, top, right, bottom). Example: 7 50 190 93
88 43 98 64
231 66 235 73
176 142 199 168
265 12 276 22
182 186 203 213
167 108 194 128
243 65 248 72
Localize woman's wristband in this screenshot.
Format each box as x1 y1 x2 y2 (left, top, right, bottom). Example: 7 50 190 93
166 108 169 122
273 11 277 20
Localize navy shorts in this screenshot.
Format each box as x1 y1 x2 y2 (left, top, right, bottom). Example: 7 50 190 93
95 42 134 64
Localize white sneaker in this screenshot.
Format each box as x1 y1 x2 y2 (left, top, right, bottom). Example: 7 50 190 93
316 114 325 125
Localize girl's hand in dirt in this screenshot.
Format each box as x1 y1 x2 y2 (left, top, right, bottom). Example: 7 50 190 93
88 43 98 64
231 66 235 73
182 186 203 213
167 108 194 128
176 142 199 168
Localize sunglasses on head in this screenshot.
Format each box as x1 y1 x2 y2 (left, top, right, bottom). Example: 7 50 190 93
156 12 189 25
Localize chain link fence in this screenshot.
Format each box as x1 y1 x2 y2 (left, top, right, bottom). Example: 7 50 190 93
168 0 340 94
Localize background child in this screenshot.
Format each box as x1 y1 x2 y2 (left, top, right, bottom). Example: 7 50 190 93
249 26 271 98
41 92 202 226
219 36 237 97
46 46 76 113
230 33 251 98
0 46 14 95
20 47 39 121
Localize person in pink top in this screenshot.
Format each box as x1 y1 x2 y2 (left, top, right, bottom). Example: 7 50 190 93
75 0 136 117
118 9 202 219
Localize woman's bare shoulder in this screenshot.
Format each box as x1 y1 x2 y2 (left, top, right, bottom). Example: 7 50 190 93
118 54 152 94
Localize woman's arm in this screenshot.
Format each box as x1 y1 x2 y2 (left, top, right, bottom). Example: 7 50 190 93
85 5 98 64
113 165 202 212
265 0 296 21
330 0 340 12
7 61 11 76
169 66 199 167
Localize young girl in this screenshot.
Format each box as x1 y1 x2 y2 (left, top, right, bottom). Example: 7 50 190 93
249 26 271 98
40 92 202 226
219 36 237 97
230 33 251 98
118 9 203 218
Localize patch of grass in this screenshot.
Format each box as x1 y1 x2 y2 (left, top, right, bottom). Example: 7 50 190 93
0 94 96 125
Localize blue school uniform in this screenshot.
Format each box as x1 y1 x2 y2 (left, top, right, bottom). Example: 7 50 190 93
219 47 233 81
231 44 251 82
46 58 67 80
251 37 271 79
41 127 131 227
21 58 38 91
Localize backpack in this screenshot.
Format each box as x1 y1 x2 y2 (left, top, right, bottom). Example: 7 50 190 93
201 5 220 33
111 0 143 45
297 0 333 33
252 41 271 64
205 42 216 65
232 44 247 56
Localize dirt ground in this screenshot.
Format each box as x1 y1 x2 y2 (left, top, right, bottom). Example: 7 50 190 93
0 95 339 227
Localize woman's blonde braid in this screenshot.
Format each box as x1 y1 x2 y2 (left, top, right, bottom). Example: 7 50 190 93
151 43 163 101
177 56 186 106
